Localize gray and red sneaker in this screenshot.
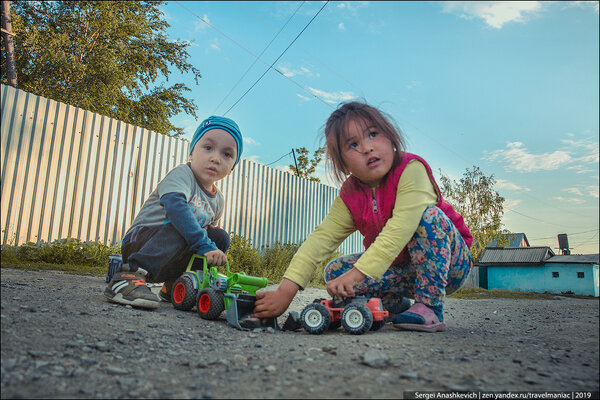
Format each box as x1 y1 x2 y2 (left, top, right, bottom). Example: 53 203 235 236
104 266 159 310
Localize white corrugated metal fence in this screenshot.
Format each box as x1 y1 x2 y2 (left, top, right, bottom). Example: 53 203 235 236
1 84 362 254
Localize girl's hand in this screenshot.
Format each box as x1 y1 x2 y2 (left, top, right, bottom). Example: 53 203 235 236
326 267 367 299
203 249 227 266
252 278 300 318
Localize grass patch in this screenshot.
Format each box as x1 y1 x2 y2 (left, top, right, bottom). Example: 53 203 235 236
449 286 597 300
1 262 106 276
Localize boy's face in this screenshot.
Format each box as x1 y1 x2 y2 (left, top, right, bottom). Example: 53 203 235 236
190 129 237 192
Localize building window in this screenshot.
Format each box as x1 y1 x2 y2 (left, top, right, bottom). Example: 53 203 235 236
552 272 559 278
577 272 584 278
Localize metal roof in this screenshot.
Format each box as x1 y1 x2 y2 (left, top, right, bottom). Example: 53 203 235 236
478 247 555 266
546 254 599 264
487 233 530 248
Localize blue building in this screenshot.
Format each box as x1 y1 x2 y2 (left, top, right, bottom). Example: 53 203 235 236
478 247 599 297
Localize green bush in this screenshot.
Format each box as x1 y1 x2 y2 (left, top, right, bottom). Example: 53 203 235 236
259 241 299 282
2 238 120 268
225 233 261 276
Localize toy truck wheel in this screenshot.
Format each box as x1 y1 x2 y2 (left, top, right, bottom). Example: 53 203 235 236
172 275 197 311
370 320 386 331
341 303 373 335
300 303 330 334
197 288 225 320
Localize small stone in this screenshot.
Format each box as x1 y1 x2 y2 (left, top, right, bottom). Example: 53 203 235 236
106 366 129 375
399 371 419 380
265 365 277 373
361 349 390 368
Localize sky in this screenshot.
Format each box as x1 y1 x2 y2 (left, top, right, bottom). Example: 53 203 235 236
158 1 599 254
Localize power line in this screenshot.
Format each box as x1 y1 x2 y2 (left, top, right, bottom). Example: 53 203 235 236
528 229 599 240
213 1 305 115
174 0 333 110
223 1 329 116
234 0 367 98
503 207 568 228
265 151 292 166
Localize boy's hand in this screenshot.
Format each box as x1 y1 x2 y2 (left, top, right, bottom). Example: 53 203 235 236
326 267 366 299
252 278 300 319
203 249 227 266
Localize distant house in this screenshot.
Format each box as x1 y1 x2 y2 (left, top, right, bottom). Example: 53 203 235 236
488 233 530 248
478 247 599 297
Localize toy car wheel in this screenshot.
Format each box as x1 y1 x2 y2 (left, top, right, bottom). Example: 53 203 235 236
341 303 373 335
370 320 386 331
197 288 225 320
172 274 197 311
300 303 330 334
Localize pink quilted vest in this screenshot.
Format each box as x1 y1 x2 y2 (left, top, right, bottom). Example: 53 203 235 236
339 153 473 265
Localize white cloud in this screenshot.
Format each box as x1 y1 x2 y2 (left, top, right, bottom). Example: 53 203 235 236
496 179 530 191
193 14 211 32
406 81 419 89
307 87 355 104
243 137 259 145
296 94 311 101
277 65 315 78
338 22 346 31
561 137 600 164
503 199 522 210
564 187 584 196
553 196 586 204
243 155 261 163
442 1 543 29
336 2 370 13
570 1 599 14
209 39 220 51
588 185 599 199
485 142 571 172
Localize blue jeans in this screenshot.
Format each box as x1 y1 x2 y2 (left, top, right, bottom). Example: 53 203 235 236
121 223 230 283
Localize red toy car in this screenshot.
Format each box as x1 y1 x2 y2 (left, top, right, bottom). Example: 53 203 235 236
300 296 389 335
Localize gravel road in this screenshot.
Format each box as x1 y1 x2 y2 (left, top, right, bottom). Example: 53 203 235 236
1 267 599 399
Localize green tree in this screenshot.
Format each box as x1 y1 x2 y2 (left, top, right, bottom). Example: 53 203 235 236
289 146 325 182
439 166 509 263
1 0 201 137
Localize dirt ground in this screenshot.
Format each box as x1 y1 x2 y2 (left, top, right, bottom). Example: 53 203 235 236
1 267 599 399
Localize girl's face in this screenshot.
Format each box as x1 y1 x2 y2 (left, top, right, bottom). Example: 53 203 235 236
189 129 237 192
340 118 395 188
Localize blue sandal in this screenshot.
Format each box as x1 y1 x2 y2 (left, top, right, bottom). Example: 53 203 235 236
392 303 446 332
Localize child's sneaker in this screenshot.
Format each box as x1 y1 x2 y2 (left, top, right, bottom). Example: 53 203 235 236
158 281 174 303
104 265 159 310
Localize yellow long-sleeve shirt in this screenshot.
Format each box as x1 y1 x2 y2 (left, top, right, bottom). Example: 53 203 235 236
282 160 439 289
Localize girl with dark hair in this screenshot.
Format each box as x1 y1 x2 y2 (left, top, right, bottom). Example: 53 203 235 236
254 102 473 332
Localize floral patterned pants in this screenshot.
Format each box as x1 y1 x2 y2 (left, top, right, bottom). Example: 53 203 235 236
324 206 472 310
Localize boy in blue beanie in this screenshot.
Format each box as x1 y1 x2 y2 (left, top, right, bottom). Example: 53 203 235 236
104 116 243 309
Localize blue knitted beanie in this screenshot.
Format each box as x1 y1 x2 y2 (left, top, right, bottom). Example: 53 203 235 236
190 116 243 166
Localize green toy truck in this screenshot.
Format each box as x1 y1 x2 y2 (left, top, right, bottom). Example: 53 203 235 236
168 254 276 330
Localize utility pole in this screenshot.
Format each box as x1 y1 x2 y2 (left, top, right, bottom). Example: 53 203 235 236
291 148 299 177
1 0 17 87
